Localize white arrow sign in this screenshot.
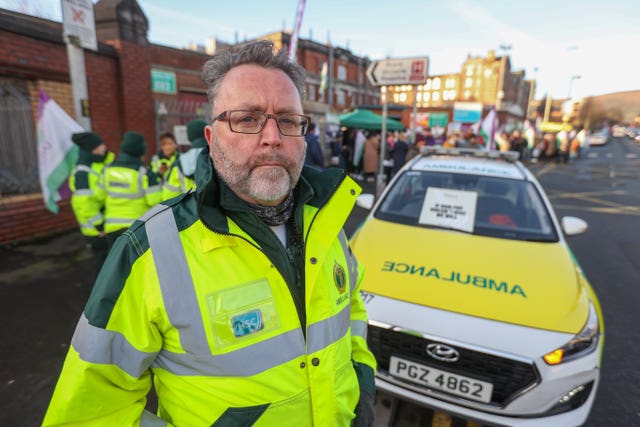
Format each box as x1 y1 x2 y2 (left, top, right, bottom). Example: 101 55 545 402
367 57 429 86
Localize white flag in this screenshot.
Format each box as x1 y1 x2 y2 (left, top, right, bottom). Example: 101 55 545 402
37 90 83 213
479 108 497 150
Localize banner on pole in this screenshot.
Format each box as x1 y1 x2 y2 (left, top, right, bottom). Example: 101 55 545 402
37 90 83 213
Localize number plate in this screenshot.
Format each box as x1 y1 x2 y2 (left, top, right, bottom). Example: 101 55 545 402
389 356 493 403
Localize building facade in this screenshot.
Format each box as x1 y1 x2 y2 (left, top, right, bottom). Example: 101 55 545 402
381 50 534 132
0 2 378 244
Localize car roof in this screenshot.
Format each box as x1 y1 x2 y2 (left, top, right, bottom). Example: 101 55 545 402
409 148 527 180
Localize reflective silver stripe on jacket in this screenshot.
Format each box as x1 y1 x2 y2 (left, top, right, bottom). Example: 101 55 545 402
79 213 104 230
106 192 143 199
147 184 161 194
74 189 94 196
144 205 352 376
106 167 147 197
145 205 210 354
153 328 305 377
307 304 351 354
141 410 168 427
350 319 368 341
105 218 134 225
72 314 158 378
163 182 181 192
178 169 187 191
74 164 100 177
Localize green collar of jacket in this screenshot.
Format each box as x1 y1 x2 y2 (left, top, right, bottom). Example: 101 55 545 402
78 149 107 165
111 152 144 169
194 145 348 233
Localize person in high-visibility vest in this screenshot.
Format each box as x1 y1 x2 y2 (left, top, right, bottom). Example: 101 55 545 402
44 40 376 427
149 131 179 181
98 131 162 247
68 131 115 279
161 119 207 201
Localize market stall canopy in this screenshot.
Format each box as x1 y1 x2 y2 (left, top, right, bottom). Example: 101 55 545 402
338 109 405 131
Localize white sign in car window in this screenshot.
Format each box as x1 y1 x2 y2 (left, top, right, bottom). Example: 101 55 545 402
419 187 477 233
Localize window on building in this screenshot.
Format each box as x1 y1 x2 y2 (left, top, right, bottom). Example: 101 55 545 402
433 78 441 90
464 90 471 99
443 90 456 101
484 68 492 77
337 65 347 80
432 91 440 102
445 78 456 89
423 91 430 101
465 78 473 88
336 90 345 105
466 66 474 76
425 79 432 90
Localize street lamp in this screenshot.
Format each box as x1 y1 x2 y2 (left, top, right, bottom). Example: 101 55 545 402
496 44 511 111
568 75 582 100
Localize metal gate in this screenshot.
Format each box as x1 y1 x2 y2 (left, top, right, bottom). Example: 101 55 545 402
154 96 210 151
0 79 39 196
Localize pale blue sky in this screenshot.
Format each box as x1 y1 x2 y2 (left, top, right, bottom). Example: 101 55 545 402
4 0 639 99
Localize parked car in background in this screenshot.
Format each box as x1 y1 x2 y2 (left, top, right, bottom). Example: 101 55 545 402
587 130 609 146
352 147 604 427
611 125 626 138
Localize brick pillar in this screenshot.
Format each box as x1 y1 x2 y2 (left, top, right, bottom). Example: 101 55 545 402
117 40 155 152
95 0 155 159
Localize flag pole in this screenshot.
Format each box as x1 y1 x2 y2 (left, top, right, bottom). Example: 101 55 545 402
288 0 306 62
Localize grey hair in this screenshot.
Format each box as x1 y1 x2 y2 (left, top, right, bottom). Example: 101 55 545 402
202 40 307 115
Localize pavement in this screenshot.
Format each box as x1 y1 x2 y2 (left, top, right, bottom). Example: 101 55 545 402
1 229 94 426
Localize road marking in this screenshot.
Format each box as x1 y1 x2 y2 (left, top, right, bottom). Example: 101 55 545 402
549 190 640 216
552 204 640 216
535 163 556 177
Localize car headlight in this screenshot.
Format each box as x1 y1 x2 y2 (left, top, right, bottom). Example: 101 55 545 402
543 302 600 365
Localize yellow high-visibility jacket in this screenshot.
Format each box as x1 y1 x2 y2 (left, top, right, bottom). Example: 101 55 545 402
161 161 195 201
97 153 162 233
69 151 114 237
43 150 376 426
150 152 177 180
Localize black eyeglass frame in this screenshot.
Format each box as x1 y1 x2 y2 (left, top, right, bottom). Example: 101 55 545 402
212 110 312 137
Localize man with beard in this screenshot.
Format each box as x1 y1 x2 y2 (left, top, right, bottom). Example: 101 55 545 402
43 40 376 427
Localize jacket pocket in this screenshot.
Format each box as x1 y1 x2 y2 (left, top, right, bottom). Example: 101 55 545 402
211 404 270 427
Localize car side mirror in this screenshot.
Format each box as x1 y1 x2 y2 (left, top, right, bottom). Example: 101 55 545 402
561 216 588 236
356 194 375 210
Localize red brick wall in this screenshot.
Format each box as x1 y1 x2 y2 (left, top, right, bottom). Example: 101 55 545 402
0 30 69 81
0 195 77 246
116 41 155 155
86 52 124 149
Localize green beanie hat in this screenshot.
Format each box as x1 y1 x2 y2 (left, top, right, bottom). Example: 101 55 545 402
72 132 103 151
120 131 146 157
186 119 207 149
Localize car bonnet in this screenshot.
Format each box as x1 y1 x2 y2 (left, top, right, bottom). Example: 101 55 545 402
352 218 590 334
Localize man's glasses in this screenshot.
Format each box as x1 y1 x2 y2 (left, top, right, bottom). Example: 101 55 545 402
212 110 311 137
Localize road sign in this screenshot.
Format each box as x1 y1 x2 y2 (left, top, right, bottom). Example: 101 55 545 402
366 57 428 86
61 0 97 51
151 69 177 94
